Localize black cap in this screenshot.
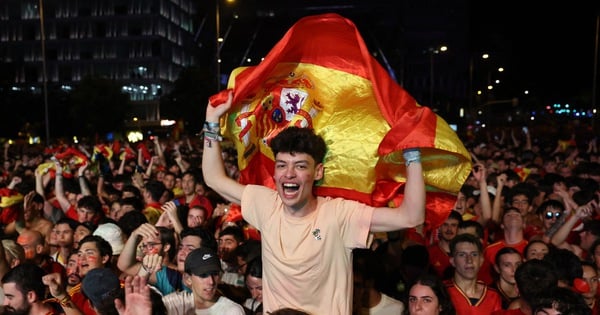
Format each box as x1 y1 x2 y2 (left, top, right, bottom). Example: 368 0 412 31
81 268 121 307
185 247 221 276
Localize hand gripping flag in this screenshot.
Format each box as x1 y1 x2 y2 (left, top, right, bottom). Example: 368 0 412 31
209 13 472 229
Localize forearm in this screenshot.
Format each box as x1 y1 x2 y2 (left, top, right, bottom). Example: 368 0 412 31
478 180 492 225
202 121 242 204
118 157 126 174
401 160 426 227
117 235 142 274
35 174 45 197
78 176 91 196
491 188 503 223
550 214 578 246
54 174 71 211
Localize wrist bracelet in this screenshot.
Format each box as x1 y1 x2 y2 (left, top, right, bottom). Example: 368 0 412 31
204 121 220 132
403 148 421 167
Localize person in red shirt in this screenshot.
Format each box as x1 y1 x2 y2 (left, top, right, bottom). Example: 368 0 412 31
176 170 214 218
70 235 115 315
482 207 528 285
491 247 523 309
445 233 502 315
427 210 462 280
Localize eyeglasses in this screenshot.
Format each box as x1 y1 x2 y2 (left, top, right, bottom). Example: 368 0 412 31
544 211 562 220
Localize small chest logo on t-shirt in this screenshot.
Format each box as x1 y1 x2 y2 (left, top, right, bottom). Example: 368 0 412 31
312 228 322 240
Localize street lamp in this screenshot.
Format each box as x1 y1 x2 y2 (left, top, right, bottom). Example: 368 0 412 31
215 0 236 91
428 45 447 107
469 52 491 111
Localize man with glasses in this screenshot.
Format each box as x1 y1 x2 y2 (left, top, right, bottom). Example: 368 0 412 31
116 223 177 291
531 200 566 243
551 203 599 260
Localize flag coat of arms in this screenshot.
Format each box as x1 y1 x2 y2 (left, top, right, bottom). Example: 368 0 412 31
209 13 472 229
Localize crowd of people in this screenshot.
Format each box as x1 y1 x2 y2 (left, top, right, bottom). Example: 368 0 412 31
0 96 598 315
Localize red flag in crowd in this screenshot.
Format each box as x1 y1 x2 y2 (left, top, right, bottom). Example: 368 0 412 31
209 13 472 229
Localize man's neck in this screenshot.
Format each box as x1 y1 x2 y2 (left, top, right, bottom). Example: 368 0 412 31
503 229 524 244
453 275 480 298
438 239 451 253
185 193 197 202
194 294 217 310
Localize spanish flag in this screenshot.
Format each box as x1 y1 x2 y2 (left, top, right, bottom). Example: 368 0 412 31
210 13 471 229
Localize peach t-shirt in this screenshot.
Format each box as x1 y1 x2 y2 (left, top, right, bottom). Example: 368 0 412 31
242 185 374 315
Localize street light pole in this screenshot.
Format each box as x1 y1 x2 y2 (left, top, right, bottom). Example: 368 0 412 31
428 45 447 107
38 0 50 146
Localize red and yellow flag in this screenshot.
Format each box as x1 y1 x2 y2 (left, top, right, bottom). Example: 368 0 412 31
210 13 471 229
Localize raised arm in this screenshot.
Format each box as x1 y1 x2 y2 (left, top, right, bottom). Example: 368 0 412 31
52 157 71 213
77 162 92 196
472 163 491 226
370 149 425 232
551 205 592 254
116 223 160 284
491 173 507 224
202 91 246 204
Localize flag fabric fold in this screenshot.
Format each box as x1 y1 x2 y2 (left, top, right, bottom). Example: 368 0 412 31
209 13 472 229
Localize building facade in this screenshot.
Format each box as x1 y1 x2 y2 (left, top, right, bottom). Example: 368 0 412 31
0 0 199 121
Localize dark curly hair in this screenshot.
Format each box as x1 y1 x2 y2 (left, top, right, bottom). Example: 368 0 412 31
270 127 327 164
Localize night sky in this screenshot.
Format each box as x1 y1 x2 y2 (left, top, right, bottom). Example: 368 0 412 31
471 3 600 104
214 1 599 105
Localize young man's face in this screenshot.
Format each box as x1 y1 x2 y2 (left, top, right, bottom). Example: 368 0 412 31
78 241 107 277
494 252 522 285
76 207 96 223
439 218 460 242
273 152 323 212
2 282 31 315
56 223 75 247
540 207 562 230
181 174 196 196
511 194 531 215
450 242 482 281
217 234 240 261
501 210 524 231
185 272 220 304
177 236 202 272
66 254 81 286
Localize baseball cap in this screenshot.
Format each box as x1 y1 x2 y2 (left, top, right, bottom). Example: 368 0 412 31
93 223 125 255
185 247 221 276
81 268 121 308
